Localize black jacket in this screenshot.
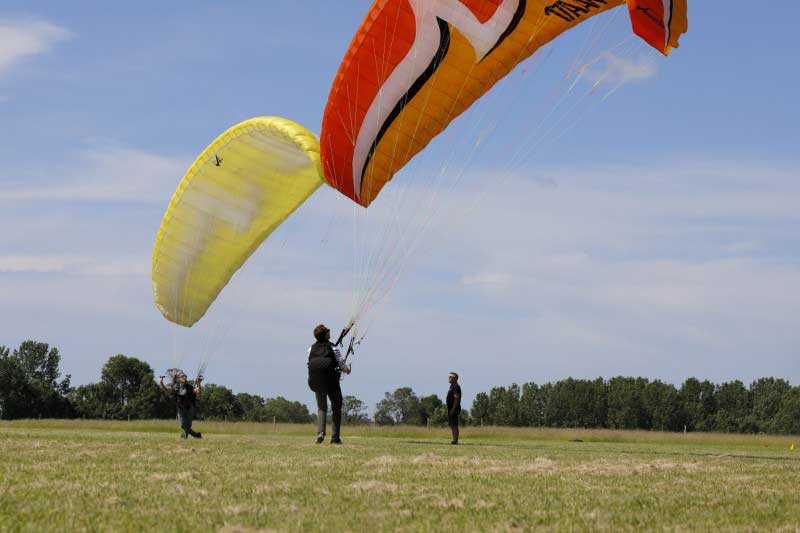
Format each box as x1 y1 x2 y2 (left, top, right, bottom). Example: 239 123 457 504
174 383 197 410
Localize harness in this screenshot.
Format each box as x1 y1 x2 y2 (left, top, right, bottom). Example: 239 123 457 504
335 322 363 379
174 383 196 409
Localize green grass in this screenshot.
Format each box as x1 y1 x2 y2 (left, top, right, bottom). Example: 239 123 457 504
1 420 799 531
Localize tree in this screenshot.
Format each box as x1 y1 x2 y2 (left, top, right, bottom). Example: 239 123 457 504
714 381 755 433
96 355 168 419
0 341 72 418
201 384 243 420
13 341 70 392
607 377 649 430
680 378 716 431
430 404 449 426
642 380 684 431
471 392 491 426
588 378 609 428
750 378 791 432
68 383 113 419
418 394 443 426
543 381 569 427
237 392 266 421
519 382 545 427
262 397 312 423
772 387 800 435
541 378 606 428
374 387 421 425
343 395 369 424
0 348 39 419
488 384 521 426
373 402 395 425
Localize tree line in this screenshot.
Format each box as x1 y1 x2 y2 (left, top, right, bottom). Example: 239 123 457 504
1 340 798 434
0 341 312 422
469 377 800 434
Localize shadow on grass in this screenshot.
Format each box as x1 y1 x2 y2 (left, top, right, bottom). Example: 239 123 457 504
398 439 800 462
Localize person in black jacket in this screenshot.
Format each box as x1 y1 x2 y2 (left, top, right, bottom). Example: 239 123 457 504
447 372 461 445
159 370 203 439
307 324 350 444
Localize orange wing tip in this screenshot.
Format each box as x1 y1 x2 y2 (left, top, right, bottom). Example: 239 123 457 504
626 0 688 56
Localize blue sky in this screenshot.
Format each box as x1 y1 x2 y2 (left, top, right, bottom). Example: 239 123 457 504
1 1 798 410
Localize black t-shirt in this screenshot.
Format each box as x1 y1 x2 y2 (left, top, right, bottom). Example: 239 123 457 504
447 383 461 410
174 383 197 410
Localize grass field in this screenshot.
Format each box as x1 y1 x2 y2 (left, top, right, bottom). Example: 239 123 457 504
1 420 799 531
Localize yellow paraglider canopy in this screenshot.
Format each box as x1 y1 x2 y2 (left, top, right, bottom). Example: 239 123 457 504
152 116 324 327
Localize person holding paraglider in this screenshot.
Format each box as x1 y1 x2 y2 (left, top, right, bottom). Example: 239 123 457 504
447 372 462 445
307 324 351 444
159 369 203 439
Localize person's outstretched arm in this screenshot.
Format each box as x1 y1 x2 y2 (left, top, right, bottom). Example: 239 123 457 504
159 376 172 396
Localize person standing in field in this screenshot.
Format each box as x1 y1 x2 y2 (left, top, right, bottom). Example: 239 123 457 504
447 372 462 445
307 324 351 444
159 370 203 439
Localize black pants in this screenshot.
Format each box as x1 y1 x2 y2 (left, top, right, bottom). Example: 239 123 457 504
313 379 343 440
177 406 200 437
448 407 461 427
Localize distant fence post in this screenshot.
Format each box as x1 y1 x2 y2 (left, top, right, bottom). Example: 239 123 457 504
273 416 277 430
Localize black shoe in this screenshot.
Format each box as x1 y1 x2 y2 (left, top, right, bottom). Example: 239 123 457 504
193 432 202 439
450 440 458 445
316 434 325 444
330 438 342 445
180 433 188 439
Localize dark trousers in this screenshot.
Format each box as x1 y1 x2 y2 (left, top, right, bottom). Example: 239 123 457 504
178 406 200 437
314 379 343 440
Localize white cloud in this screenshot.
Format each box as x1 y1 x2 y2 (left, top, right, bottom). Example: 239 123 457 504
0 254 72 273
0 143 188 203
570 50 659 99
461 272 513 288
1 151 798 398
0 18 71 78
423 158 800 382
0 254 148 276
592 52 658 86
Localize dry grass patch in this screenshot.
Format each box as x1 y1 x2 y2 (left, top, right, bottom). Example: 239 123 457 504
431 497 465 509
571 459 720 476
147 471 193 482
223 504 255 516
218 526 278 533
252 482 292 495
350 480 399 493
364 454 402 468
